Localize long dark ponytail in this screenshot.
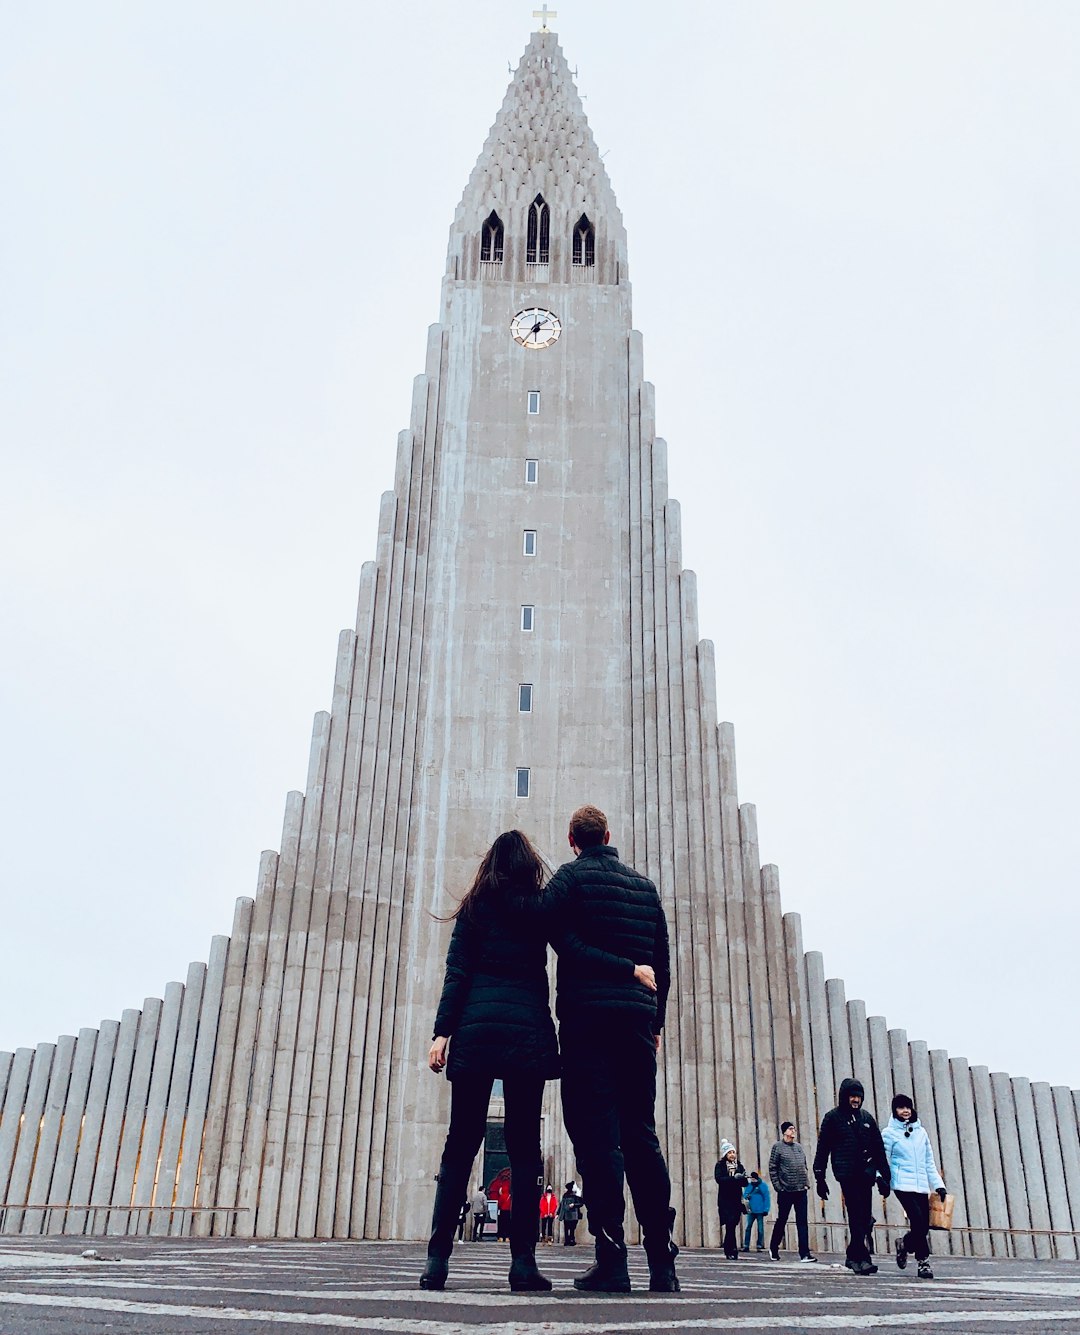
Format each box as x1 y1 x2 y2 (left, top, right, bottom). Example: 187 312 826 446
447 829 546 921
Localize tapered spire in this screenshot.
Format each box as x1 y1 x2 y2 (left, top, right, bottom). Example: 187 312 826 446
446 31 627 285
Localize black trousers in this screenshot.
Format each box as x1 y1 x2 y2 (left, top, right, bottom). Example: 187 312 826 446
720 1217 740 1257
429 1073 544 1257
895 1189 932 1261
560 1014 672 1239
769 1189 810 1256
837 1176 875 1265
471 1211 485 1241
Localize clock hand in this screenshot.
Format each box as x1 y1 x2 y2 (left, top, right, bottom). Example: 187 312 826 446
530 318 544 337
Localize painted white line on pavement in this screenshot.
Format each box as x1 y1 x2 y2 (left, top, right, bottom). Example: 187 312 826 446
0 1293 1080 1332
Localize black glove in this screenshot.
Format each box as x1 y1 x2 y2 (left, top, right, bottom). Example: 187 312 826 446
815 1177 829 1201
878 1180 891 1199
936 1187 947 1202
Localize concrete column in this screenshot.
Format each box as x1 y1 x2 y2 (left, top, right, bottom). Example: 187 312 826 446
71 1017 124 1234
194 896 255 1237
908 1040 949 1251
887 1029 913 1106
110 998 164 1234
130 981 185 1235
0 1053 12 1111
970 1064 1010 1255
318 564 380 1239
803 952 843 1237
238 789 304 1237
261 712 331 1237
781 913 815 1150
174 936 230 1234
989 1070 1034 1257
1011 1077 1053 1258
25 1035 77 1235
928 1049 966 1255
4 1043 55 1234
949 1057 992 1256
763 869 798 1160
45 1029 98 1235
152 962 207 1234
825 978 851 1091
739 804 778 1181
1033 1082 1076 1259
698 643 737 1208
718 724 755 1175
1052 1087 1080 1246
0 1049 33 1208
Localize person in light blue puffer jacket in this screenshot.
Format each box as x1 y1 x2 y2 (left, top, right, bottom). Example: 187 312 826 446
881 1094 946 1281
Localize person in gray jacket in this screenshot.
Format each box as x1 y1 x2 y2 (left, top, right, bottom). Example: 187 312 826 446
767 1121 817 1262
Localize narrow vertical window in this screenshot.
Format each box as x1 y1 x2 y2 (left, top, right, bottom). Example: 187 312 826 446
516 767 531 798
572 213 596 267
518 683 533 713
523 530 536 556
525 458 538 484
527 194 550 264
527 390 541 415
521 605 534 631
480 210 504 263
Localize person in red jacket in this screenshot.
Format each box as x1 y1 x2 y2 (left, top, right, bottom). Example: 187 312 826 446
539 1184 559 1245
489 1169 513 1243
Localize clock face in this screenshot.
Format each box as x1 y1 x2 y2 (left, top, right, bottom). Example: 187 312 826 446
511 307 562 350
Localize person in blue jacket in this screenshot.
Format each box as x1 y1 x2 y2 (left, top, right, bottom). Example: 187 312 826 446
740 1172 772 1252
882 1093 947 1280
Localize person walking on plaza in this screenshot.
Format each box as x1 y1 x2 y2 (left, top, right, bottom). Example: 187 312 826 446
714 1141 748 1259
420 831 557 1293
882 1094 947 1281
558 1182 582 1246
489 1170 513 1244
539 1184 558 1245
741 1171 771 1253
470 1186 487 1242
544 804 679 1293
768 1120 817 1263
813 1077 891 1276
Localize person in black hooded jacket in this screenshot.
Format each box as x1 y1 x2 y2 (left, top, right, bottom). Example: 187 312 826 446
812 1077 891 1275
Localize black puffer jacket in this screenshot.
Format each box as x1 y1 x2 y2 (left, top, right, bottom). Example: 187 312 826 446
432 897 559 1082
812 1077 890 1187
543 845 670 1031
714 1158 749 1225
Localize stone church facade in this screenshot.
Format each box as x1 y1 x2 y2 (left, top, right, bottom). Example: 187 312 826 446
1 32 1077 1256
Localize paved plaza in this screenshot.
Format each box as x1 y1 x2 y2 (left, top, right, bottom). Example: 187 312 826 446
1 1238 1079 1334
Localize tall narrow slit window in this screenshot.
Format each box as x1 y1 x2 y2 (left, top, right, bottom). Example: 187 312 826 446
521 605 534 632
525 458 538 484
516 767 531 798
518 683 533 713
527 390 541 415
526 194 550 264
480 210 504 263
523 529 537 556
573 213 596 267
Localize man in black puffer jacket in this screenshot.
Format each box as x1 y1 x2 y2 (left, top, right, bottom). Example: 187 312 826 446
544 804 677 1294
812 1077 891 1275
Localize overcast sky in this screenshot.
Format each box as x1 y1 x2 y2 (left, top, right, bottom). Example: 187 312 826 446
2 2 1077 1095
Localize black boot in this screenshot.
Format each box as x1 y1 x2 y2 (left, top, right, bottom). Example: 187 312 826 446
642 1207 680 1293
508 1252 553 1292
507 1164 550 1291
574 1224 631 1293
418 1168 465 1290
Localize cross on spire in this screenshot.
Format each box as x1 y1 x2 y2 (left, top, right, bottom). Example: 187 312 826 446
533 4 557 30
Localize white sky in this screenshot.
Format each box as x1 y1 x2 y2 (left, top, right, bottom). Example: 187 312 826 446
2 2 1077 1095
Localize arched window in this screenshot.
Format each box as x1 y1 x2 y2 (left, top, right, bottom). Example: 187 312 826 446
526 194 550 264
573 213 595 267
480 210 504 263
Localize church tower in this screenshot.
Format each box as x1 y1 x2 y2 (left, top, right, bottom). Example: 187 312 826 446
1 28 1077 1256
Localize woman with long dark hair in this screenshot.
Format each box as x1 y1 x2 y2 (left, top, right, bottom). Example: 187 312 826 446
420 830 560 1293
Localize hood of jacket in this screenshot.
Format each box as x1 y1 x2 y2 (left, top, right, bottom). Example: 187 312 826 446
837 1076 865 1108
